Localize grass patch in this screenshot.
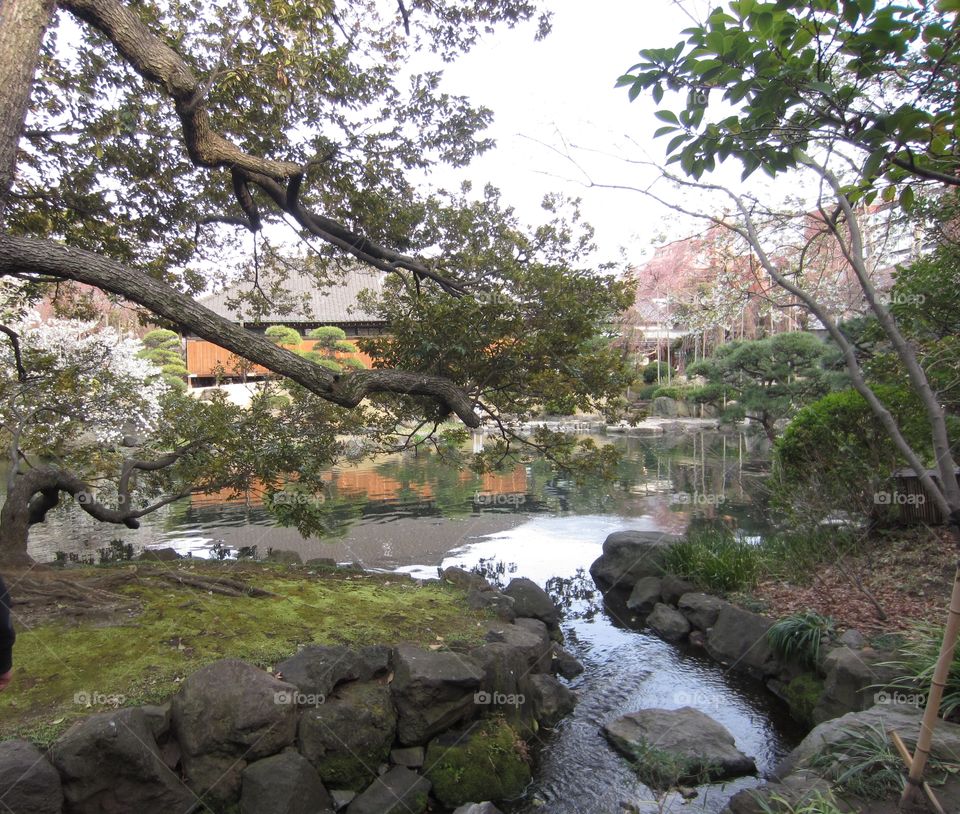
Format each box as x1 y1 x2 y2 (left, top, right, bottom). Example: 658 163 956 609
629 739 719 790
767 611 835 669
882 621 960 719
1 562 489 745
663 526 858 596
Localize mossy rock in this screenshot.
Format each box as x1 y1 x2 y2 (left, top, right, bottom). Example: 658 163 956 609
424 717 531 807
785 672 825 727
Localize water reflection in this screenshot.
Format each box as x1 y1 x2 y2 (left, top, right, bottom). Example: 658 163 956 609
21 429 771 566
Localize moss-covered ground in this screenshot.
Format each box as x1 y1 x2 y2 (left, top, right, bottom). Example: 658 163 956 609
0 560 488 745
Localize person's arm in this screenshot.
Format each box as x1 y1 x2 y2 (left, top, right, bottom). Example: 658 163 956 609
0 575 14 689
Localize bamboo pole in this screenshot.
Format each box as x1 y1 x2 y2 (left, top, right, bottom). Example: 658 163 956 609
901 561 960 810
890 730 946 814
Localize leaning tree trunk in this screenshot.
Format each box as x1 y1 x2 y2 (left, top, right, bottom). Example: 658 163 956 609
0 0 57 221
0 471 52 567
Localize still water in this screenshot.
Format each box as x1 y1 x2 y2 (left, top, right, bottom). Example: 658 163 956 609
23 429 803 813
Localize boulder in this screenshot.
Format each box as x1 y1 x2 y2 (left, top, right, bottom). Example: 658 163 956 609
171 658 299 804
706 605 780 678
241 751 334 814
346 766 431 814
424 718 531 807
838 629 866 650
442 566 492 592
137 547 180 561
299 681 397 790
603 707 756 781
389 746 425 768
812 646 900 724
453 805 504 814
647 603 691 642
526 673 576 727
277 644 391 698
724 775 837 814
331 789 356 810
549 643 584 679
502 578 560 628
51 707 195 814
660 575 697 606
626 576 662 614
775 703 960 780
650 396 679 418
589 530 680 589
266 548 303 564
677 592 727 631
467 588 516 622
390 644 484 745
513 618 555 666
0 740 63 814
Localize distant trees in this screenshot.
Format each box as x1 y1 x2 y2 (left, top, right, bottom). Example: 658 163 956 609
139 328 187 390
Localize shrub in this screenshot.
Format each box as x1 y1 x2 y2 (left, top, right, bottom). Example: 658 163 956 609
767 611 835 669
882 622 960 719
756 790 845 814
642 361 670 384
662 526 763 593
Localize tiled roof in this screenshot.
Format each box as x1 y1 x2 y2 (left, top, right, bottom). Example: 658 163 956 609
198 266 386 326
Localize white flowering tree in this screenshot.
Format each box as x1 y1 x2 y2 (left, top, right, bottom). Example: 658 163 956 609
0 317 191 564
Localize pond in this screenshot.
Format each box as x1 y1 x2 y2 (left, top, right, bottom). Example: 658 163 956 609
20 428 805 813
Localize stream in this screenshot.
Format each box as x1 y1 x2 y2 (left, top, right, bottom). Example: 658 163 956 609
19 429 805 812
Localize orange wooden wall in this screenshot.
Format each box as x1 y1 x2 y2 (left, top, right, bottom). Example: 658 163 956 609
186 338 377 377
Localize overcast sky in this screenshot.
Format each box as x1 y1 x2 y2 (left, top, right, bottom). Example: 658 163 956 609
431 0 715 267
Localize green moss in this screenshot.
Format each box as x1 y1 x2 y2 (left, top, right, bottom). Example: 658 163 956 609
424 716 531 807
1 563 487 744
784 672 824 727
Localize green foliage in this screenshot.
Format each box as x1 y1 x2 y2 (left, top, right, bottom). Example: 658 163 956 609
756 790 845 814
690 333 844 440
627 739 720 790
264 325 303 350
662 526 763 593
304 325 363 372
808 721 953 799
883 622 960 720
767 612 835 669
643 361 670 384
772 385 936 521
619 1 959 198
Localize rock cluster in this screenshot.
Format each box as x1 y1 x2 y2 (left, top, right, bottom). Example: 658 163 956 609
0 570 581 814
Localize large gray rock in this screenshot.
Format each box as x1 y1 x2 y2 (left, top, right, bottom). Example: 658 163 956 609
0 740 63 814
171 658 299 804
442 566 493 592
513 618 555 669
603 706 756 780
775 703 960 780
647 602 691 642
346 766 431 814
391 645 484 745
51 707 195 814
706 605 780 678
502 578 560 628
661 575 697 606
677 592 728 631
812 646 900 724
626 576 662 614
467 588 516 621
453 805 504 814
724 774 838 814
241 751 334 814
526 673 576 727
277 644 391 698
298 681 397 790
549 642 584 679
589 530 680 589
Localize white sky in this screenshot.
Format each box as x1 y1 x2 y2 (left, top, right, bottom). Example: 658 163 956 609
430 0 715 267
